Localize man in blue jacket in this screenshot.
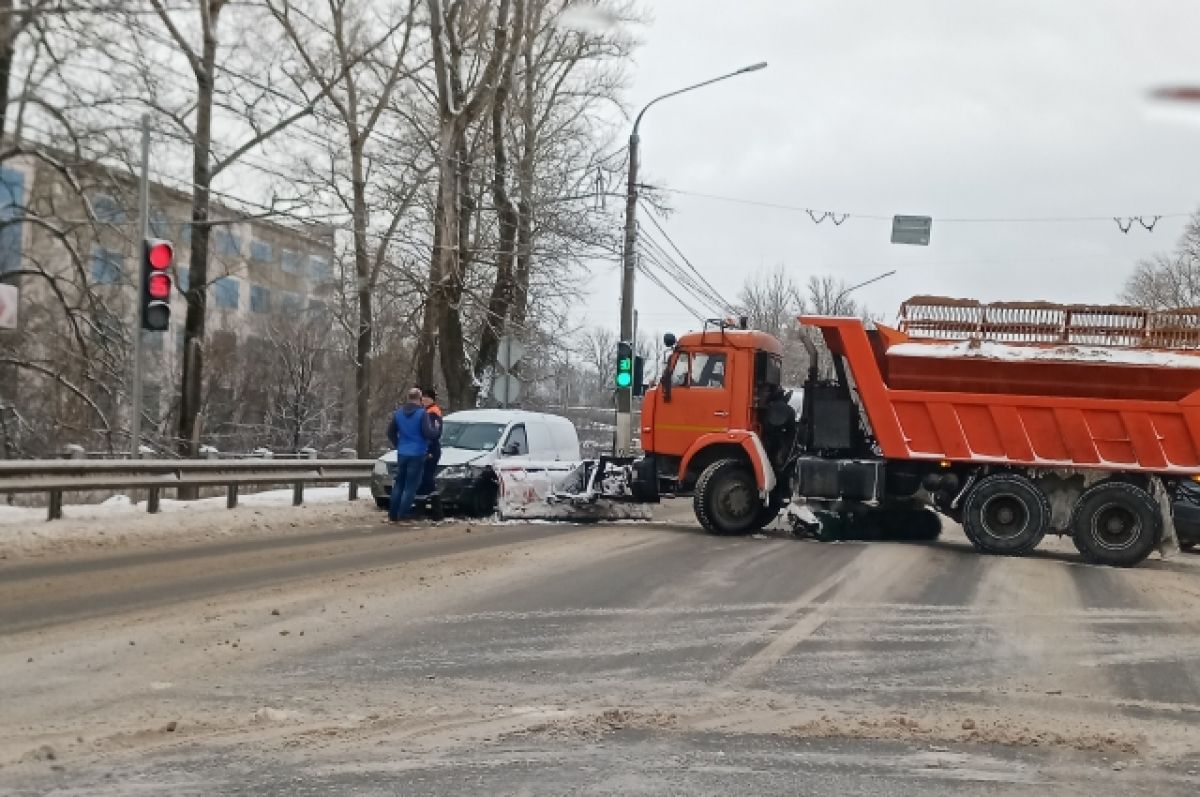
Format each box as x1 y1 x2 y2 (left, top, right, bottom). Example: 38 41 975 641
387 387 429 522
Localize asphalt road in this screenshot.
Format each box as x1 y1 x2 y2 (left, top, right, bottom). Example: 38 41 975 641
3 502 1200 795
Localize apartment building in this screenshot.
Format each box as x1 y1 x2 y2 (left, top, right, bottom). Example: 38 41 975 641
0 150 340 455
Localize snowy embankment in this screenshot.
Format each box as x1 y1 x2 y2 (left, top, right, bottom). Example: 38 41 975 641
0 486 379 557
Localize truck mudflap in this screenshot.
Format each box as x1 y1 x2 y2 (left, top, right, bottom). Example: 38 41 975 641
680 430 777 498
495 459 654 522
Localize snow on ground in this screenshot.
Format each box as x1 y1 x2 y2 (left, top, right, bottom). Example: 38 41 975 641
0 486 382 558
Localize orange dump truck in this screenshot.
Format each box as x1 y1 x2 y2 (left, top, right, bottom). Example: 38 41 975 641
624 298 1200 567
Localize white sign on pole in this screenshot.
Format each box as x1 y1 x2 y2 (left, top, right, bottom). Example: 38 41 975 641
0 284 18 330
493 373 521 405
496 336 525 370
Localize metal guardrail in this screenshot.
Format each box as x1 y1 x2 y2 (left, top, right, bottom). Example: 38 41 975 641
0 459 377 520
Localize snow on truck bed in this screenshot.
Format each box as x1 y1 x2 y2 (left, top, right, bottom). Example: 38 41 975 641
888 340 1200 368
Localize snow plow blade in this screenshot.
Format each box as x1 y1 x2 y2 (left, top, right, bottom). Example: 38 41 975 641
496 460 653 522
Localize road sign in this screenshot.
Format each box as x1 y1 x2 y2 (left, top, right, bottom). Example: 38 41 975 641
493 372 521 405
496 336 525 370
891 215 932 246
0 284 17 330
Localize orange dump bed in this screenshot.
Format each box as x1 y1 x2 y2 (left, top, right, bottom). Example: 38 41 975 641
801 299 1200 474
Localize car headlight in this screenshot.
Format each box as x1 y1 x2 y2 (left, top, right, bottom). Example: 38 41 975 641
439 465 471 479
373 460 389 476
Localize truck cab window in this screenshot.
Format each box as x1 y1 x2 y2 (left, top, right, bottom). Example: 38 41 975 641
691 353 727 388
670 353 691 386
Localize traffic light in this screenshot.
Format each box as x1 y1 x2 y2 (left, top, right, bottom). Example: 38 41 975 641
141 238 173 331
632 355 645 397
615 340 633 389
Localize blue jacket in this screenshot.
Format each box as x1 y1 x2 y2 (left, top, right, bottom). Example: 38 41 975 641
389 404 429 458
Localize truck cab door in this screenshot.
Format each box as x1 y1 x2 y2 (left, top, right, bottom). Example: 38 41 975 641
655 349 732 457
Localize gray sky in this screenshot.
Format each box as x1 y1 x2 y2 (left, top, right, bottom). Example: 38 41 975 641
583 0 1200 338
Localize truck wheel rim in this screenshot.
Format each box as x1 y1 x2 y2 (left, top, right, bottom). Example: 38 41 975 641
1090 502 1140 552
980 494 1029 540
716 480 754 524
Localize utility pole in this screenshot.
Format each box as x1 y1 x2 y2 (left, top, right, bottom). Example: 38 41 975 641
615 62 767 455
131 116 149 458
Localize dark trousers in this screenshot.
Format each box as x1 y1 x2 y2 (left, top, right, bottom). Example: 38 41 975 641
389 454 425 520
419 450 441 496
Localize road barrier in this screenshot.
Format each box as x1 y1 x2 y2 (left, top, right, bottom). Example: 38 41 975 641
0 459 376 520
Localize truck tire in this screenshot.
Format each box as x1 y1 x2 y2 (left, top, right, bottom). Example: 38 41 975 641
1071 481 1161 567
961 473 1049 555
694 458 761 536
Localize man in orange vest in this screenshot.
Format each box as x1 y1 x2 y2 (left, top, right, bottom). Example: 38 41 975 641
418 386 443 498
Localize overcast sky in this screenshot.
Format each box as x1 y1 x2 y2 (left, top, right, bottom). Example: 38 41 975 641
581 0 1200 338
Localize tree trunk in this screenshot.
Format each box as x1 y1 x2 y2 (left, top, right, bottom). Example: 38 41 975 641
350 137 372 456
176 20 219 461
437 132 476 409
0 1 14 141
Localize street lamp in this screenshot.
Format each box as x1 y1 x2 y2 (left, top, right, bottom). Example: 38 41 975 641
615 61 768 455
833 270 897 314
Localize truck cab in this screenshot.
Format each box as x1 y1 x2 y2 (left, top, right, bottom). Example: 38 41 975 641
638 321 795 528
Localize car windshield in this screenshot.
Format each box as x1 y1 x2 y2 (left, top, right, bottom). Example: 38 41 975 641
441 421 505 451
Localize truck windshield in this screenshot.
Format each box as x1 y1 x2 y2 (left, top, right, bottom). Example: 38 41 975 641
441 421 506 451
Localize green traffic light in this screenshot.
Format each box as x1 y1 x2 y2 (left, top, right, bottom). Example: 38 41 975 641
616 372 632 388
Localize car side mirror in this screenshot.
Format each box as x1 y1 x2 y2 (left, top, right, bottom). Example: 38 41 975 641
502 441 521 456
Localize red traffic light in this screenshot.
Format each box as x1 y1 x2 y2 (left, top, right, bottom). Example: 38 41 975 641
147 273 171 300
147 241 173 269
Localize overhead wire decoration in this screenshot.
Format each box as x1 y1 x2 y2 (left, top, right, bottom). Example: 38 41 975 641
641 184 1189 233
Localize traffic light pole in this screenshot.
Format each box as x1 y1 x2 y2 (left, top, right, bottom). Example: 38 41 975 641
615 128 639 456
131 116 149 459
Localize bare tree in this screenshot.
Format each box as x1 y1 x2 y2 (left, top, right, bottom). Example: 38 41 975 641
139 0 330 458
1121 211 1200 310
267 0 423 456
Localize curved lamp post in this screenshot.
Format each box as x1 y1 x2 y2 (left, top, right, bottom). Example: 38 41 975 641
615 62 768 454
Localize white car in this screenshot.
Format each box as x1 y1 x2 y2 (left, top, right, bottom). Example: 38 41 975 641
371 409 581 515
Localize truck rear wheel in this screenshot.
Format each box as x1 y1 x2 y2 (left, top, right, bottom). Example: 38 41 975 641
961 473 1049 555
1071 482 1160 567
694 458 762 535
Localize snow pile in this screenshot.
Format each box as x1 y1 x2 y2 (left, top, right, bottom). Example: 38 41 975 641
888 340 1200 368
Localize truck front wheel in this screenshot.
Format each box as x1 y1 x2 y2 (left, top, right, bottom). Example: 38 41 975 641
961 473 1049 555
694 458 763 536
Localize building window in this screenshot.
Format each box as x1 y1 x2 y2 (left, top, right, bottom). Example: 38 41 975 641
149 209 171 239
250 239 273 263
281 249 304 274
309 255 332 283
214 227 242 257
91 192 126 224
212 277 239 310
280 291 304 313
90 246 124 284
0 166 24 274
250 284 271 313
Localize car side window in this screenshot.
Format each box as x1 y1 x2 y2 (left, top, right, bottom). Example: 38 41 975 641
691 353 727 388
670 353 691 386
504 424 528 455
